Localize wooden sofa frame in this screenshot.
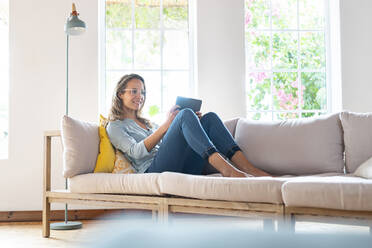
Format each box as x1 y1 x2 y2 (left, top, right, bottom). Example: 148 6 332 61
42 131 372 237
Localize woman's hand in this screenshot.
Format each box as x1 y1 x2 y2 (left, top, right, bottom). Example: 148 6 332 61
195 111 202 120
160 105 180 133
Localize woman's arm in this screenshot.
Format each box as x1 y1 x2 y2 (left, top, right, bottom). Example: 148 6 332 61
143 105 180 152
143 125 167 152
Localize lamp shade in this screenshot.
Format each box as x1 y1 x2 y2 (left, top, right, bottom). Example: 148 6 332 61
64 3 86 36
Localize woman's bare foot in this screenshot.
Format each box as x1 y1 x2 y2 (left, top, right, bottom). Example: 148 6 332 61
225 168 250 178
244 167 271 177
208 152 249 177
231 151 271 177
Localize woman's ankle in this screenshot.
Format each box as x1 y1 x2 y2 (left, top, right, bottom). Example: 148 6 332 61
208 152 246 177
208 152 229 176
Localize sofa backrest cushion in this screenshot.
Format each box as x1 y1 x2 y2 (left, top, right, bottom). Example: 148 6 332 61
234 113 344 175
340 111 372 173
61 115 100 178
223 117 240 138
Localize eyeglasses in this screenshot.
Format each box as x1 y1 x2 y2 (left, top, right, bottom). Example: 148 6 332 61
123 88 146 97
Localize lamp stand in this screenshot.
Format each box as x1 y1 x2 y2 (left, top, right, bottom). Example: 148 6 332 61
50 35 82 231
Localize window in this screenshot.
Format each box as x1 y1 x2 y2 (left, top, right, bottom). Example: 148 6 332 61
102 0 192 123
245 0 329 120
0 0 9 159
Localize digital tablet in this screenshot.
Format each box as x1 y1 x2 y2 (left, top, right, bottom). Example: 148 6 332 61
176 96 202 112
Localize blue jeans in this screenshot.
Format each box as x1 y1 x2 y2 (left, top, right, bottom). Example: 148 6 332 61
146 108 241 175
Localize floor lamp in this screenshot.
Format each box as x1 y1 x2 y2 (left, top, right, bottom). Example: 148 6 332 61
50 3 86 230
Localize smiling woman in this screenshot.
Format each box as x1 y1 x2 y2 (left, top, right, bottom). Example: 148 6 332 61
0 0 9 160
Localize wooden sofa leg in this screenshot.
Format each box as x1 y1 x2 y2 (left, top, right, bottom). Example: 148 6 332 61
42 196 50 238
158 199 169 224
42 134 52 238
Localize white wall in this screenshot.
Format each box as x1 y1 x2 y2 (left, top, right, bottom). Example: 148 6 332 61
0 0 98 211
196 0 246 119
0 0 369 211
340 0 372 112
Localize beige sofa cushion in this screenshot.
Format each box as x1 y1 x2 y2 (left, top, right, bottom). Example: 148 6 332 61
69 173 162 195
340 111 372 173
61 115 99 178
159 172 288 204
282 175 372 211
234 113 344 175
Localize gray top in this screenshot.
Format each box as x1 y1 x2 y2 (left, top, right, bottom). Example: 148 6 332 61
106 119 160 173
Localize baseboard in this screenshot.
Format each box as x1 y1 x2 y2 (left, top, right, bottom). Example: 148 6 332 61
0 209 148 222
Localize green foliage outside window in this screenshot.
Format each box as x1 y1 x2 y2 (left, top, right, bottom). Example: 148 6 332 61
245 0 327 120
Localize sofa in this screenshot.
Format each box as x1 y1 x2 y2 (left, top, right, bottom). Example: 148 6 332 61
42 112 372 237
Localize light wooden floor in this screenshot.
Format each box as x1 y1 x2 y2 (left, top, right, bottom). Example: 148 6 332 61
0 218 370 248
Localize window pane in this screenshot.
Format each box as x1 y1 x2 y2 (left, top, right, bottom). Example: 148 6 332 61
136 71 162 119
245 0 270 29
162 71 189 112
300 31 325 69
0 0 8 159
271 0 297 29
301 72 326 110
272 32 298 69
274 112 299 120
106 30 132 70
135 0 160 29
163 31 189 69
246 72 271 111
247 112 272 121
134 30 161 69
106 0 132 28
299 0 324 29
245 31 270 70
163 0 188 29
104 1 191 120
273 72 298 111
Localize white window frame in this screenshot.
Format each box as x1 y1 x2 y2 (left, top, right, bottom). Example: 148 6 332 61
99 0 195 118
245 0 336 120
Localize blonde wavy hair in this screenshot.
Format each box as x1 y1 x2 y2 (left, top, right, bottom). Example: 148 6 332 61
108 74 152 128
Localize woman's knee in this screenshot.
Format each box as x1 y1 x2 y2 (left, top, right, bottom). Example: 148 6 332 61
179 108 197 120
201 112 219 123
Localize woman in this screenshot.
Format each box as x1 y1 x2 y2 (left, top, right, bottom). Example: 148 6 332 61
107 74 270 177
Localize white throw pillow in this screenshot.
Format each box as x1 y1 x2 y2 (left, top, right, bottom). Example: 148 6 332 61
354 156 372 179
61 115 100 178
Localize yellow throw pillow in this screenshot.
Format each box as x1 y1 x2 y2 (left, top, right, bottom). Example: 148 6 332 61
112 150 135 174
94 115 116 173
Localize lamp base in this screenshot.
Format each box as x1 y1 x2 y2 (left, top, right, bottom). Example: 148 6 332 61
50 221 83 230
